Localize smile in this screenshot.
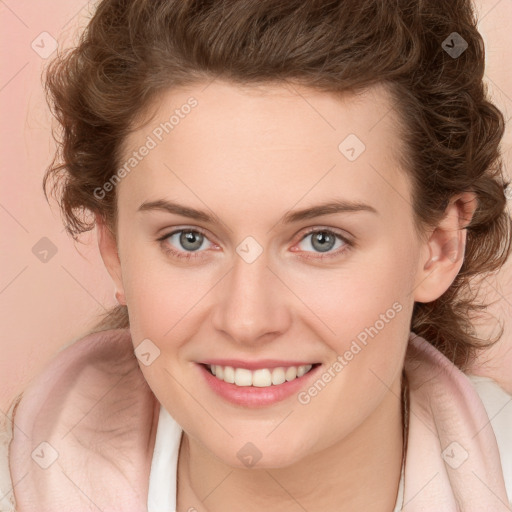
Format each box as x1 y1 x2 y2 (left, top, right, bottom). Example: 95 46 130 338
206 363 318 387
196 362 323 407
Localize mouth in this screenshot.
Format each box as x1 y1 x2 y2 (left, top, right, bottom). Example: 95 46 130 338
196 361 323 407
200 362 322 388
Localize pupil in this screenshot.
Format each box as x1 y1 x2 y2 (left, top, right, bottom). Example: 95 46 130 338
181 231 202 251
313 232 334 253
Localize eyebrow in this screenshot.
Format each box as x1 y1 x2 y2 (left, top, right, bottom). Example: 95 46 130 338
137 198 378 224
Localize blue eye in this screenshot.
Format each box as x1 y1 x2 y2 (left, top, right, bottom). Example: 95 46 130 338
157 227 353 262
293 228 353 260
157 229 212 261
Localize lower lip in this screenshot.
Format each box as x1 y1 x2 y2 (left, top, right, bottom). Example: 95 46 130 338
196 363 322 408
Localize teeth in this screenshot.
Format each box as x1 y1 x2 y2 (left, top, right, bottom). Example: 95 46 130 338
207 364 314 387
285 366 297 381
223 366 235 383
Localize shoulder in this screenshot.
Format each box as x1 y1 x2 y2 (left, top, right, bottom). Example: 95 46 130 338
404 333 511 507
466 373 512 502
8 328 159 511
0 394 20 512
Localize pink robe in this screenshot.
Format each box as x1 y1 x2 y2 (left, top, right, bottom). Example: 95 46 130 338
7 328 511 511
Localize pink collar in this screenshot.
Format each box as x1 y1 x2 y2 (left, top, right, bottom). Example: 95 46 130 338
8 329 509 511
403 333 509 510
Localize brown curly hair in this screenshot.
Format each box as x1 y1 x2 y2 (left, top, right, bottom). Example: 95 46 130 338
42 0 512 371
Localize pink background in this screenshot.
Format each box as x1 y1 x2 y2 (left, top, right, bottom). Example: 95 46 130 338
1 0 512 413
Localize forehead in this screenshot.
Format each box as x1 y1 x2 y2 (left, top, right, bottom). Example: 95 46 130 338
119 80 411 222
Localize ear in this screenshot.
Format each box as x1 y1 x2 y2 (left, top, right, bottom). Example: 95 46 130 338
96 213 126 305
413 191 477 303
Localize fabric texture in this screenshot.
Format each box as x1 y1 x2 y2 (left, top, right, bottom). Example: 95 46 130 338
464 373 512 501
0 396 18 512
1 328 511 511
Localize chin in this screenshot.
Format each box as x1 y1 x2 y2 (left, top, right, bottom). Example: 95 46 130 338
208 437 309 470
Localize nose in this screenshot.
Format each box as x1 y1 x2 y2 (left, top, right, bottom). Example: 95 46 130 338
211 250 291 348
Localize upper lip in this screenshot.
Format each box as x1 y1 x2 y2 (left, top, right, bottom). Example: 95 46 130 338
199 359 320 370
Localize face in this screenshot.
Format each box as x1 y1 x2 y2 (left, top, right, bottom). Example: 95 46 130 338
98 80 463 469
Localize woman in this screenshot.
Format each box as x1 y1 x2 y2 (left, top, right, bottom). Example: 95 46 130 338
3 0 512 510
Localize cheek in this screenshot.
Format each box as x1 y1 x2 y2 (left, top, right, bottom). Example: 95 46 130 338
290 241 417 344
125 270 201 338
289 243 416 404
119 236 200 325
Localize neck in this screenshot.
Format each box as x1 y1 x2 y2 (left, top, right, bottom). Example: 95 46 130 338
176 375 405 512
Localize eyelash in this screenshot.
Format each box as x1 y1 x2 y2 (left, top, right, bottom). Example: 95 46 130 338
156 227 354 262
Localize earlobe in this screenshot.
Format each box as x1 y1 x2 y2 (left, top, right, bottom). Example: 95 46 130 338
96 214 126 305
413 192 477 303
115 290 126 305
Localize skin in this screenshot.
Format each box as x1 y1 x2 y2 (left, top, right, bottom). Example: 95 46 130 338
97 80 477 511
